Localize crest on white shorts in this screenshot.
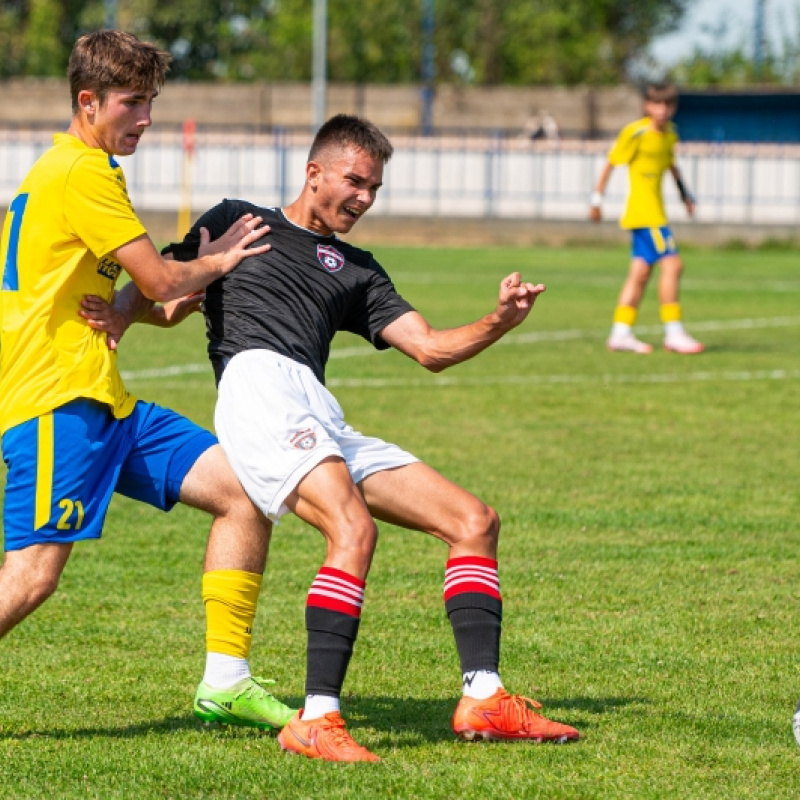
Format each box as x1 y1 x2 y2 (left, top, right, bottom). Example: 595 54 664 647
317 244 345 273
290 428 318 450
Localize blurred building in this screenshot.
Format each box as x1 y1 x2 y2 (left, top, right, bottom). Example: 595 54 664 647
674 91 800 143
0 80 637 139
2 80 798 144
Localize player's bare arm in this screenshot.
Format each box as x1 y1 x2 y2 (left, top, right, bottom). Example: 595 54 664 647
81 214 271 347
381 273 545 373
670 165 695 215
80 281 152 350
114 213 271 302
590 162 614 222
81 284 204 350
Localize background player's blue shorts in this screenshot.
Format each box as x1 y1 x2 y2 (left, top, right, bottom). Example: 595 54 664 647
2 398 217 552
631 226 679 267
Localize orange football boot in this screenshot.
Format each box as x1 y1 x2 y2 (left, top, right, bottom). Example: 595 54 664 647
278 710 380 762
452 689 580 743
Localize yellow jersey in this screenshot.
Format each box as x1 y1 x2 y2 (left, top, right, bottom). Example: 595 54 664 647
608 117 678 230
0 133 145 435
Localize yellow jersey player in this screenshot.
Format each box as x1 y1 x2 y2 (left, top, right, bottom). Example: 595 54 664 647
590 82 703 355
0 31 297 732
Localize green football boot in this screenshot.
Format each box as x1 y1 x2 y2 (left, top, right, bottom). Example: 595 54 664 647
194 676 297 731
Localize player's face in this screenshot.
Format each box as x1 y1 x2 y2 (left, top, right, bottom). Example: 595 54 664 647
645 99 676 130
311 146 384 235
81 87 157 156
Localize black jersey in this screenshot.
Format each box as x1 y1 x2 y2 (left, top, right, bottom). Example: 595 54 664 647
164 201 414 384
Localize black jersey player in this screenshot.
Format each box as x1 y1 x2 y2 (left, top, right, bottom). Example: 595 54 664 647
94 114 580 762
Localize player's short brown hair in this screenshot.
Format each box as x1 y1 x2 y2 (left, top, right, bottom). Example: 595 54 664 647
309 114 394 165
643 82 678 106
69 30 171 113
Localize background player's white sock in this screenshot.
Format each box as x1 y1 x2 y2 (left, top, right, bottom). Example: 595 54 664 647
611 322 633 339
462 670 504 700
664 320 686 338
303 694 341 719
202 652 251 688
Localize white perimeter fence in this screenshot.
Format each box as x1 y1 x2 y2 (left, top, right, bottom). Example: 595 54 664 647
2 130 799 225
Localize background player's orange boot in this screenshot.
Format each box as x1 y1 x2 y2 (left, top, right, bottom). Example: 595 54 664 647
278 710 381 762
452 689 580 743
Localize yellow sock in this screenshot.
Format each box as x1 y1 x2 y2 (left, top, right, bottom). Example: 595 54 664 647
613 305 638 326
202 570 262 658
660 302 682 324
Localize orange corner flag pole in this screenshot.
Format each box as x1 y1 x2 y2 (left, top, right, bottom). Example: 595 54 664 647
177 119 196 240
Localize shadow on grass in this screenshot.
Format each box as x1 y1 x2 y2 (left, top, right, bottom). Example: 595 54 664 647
0 694 648 746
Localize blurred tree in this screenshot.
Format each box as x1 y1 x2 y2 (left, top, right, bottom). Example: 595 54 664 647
0 0 690 84
434 0 690 85
22 0 64 75
667 7 800 88
669 47 784 87
0 2 28 77
75 0 275 80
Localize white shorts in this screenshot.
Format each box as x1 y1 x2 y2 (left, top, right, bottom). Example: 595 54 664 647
215 349 419 522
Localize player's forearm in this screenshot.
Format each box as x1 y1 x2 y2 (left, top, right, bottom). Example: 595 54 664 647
137 304 173 327
671 166 694 204
117 237 226 303
594 162 614 196
140 254 227 303
113 281 156 326
118 217 269 303
413 313 510 373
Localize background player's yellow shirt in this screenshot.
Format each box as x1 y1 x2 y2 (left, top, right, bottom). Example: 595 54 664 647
0 133 146 435
608 117 678 230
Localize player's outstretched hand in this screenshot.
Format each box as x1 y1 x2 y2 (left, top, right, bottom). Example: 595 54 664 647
496 272 545 330
80 294 131 351
198 213 272 270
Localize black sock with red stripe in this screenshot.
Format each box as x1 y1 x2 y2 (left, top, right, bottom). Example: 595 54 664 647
305 566 365 698
444 556 503 674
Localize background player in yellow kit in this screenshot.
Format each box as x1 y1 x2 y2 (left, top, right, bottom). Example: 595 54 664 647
0 30 297 731
590 82 703 355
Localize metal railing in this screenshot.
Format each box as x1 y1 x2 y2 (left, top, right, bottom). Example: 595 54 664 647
2 129 799 224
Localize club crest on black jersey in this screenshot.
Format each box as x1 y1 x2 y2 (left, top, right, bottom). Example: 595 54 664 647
317 244 345 273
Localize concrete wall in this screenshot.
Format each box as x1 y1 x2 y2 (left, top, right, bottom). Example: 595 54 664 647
0 78 641 137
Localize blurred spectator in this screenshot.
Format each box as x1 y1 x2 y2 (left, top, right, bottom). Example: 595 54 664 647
521 109 560 142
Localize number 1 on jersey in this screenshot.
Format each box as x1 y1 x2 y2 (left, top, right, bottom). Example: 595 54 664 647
2 193 29 291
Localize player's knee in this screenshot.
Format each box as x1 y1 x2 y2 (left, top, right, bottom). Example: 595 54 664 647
20 568 61 610
199 470 258 522
329 517 379 564
351 516 379 553
223 488 262 525
460 501 500 547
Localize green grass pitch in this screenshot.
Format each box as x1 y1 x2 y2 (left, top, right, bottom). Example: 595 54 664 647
1 244 799 798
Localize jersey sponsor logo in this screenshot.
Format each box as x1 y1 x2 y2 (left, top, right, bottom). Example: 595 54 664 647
290 428 317 450
317 244 345 273
97 256 122 281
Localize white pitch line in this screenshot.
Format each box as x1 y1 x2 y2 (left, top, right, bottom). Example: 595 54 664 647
327 369 800 390
391 273 800 294
500 314 800 345
119 315 800 382
119 362 210 380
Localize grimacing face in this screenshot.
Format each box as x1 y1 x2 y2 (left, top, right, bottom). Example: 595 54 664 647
308 145 384 235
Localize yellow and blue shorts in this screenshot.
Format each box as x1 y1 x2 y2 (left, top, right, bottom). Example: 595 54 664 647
2 398 216 552
631 226 679 267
